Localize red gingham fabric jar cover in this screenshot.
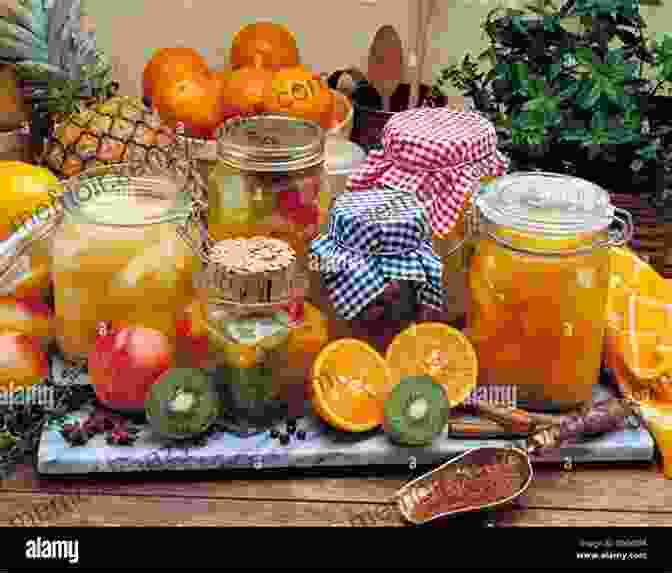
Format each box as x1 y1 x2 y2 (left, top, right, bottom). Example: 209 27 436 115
347 108 509 236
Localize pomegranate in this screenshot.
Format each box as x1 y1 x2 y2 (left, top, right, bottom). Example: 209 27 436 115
89 325 174 413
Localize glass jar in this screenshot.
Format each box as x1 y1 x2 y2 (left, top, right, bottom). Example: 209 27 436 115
208 115 328 315
50 163 199 361
309 187 445 355
466 172 633 411
193 236 301 435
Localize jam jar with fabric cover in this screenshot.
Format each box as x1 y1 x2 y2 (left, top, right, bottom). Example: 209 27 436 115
467 173 633 411
309 187 445 354
347 108 508 325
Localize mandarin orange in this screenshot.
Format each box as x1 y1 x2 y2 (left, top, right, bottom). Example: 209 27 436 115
142 47 209 105
220 66 274 115
230 22 300 71
153 70 224 138
263 66 334 128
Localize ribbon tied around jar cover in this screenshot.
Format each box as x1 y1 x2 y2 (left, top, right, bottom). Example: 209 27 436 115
346 108 509 236
309 187 444 320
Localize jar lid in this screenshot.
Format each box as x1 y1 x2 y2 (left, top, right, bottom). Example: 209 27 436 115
196 237 298 306
217 115 325 173
475 172 614 236
325 138 366 177
346 108 509 236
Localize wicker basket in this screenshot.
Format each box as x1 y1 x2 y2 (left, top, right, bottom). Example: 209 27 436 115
610 193 672 279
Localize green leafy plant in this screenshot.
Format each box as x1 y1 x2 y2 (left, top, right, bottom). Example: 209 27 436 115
432 0 672 200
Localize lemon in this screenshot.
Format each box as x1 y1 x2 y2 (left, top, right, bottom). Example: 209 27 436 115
0 162 62 239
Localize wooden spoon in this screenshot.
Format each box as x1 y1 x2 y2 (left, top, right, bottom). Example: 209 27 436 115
367 25 404 112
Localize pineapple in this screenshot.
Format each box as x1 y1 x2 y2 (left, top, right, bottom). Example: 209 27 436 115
43 95 180 178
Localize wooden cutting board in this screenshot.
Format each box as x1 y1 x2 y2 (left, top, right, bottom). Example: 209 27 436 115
367 25 404 112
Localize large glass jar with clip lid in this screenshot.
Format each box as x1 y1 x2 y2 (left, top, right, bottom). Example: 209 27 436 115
466 172 633 411
191 235 302 435
208 115 328 321
50 162 202 361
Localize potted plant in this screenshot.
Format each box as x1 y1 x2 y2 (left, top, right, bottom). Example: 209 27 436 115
431 0 672 274
432 0 672 200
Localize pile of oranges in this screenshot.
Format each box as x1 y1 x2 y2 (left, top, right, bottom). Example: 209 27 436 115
143 22 339 139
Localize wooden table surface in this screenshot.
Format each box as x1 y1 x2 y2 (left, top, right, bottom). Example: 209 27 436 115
1 459 671 526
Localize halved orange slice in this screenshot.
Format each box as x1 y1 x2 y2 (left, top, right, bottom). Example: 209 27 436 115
385 322 478 407
310 338 391 432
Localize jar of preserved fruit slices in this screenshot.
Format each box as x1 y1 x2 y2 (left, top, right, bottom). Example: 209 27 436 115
466 172 633 411
309 187 445 355
208 115 328 322
49 162 202 362
192 236 302 435
347 108 508 327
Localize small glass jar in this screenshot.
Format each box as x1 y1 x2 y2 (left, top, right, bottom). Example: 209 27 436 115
193 236 301 435
208 115 328 316
309 187 445 355
466 172 633 411
50 163 200 361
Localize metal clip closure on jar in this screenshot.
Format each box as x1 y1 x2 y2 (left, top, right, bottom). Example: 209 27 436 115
468 172 634 256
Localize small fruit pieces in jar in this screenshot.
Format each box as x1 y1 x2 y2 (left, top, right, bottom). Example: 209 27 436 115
310 338 392 432
88 325 175 412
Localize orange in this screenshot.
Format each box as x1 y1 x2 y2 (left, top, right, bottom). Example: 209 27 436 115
286 302 328 377
153 70 224 139
211 68 233 104
230 22 300 71
605 247 672 400
263 66 334 129
311 339 391 432
143 47 209 105
220 66 273 115
385 323 478 407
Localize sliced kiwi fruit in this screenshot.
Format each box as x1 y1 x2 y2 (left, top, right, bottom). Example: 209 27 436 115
383 376 450 446
145 368 219 441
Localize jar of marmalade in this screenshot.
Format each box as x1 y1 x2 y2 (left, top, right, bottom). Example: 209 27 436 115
467 172 633 411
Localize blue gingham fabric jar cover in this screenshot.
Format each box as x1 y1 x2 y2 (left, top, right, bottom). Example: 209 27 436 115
309 187 444 320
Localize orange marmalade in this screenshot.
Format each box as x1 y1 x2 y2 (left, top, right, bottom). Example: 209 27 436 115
466 173 632 411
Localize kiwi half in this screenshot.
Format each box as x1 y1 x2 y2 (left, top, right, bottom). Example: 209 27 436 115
383 376 450 446
145 368 219 441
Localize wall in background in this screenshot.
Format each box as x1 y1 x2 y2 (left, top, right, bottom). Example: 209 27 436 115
89 0 672 98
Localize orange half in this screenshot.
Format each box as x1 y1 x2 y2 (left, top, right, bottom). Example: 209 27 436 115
385 322 478 407
310 338 391 432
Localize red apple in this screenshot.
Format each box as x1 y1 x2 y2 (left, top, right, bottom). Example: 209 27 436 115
89 325 174 412
0 331 49 391
0 296 53 342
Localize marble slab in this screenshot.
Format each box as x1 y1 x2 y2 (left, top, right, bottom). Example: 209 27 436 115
37 359 655 475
